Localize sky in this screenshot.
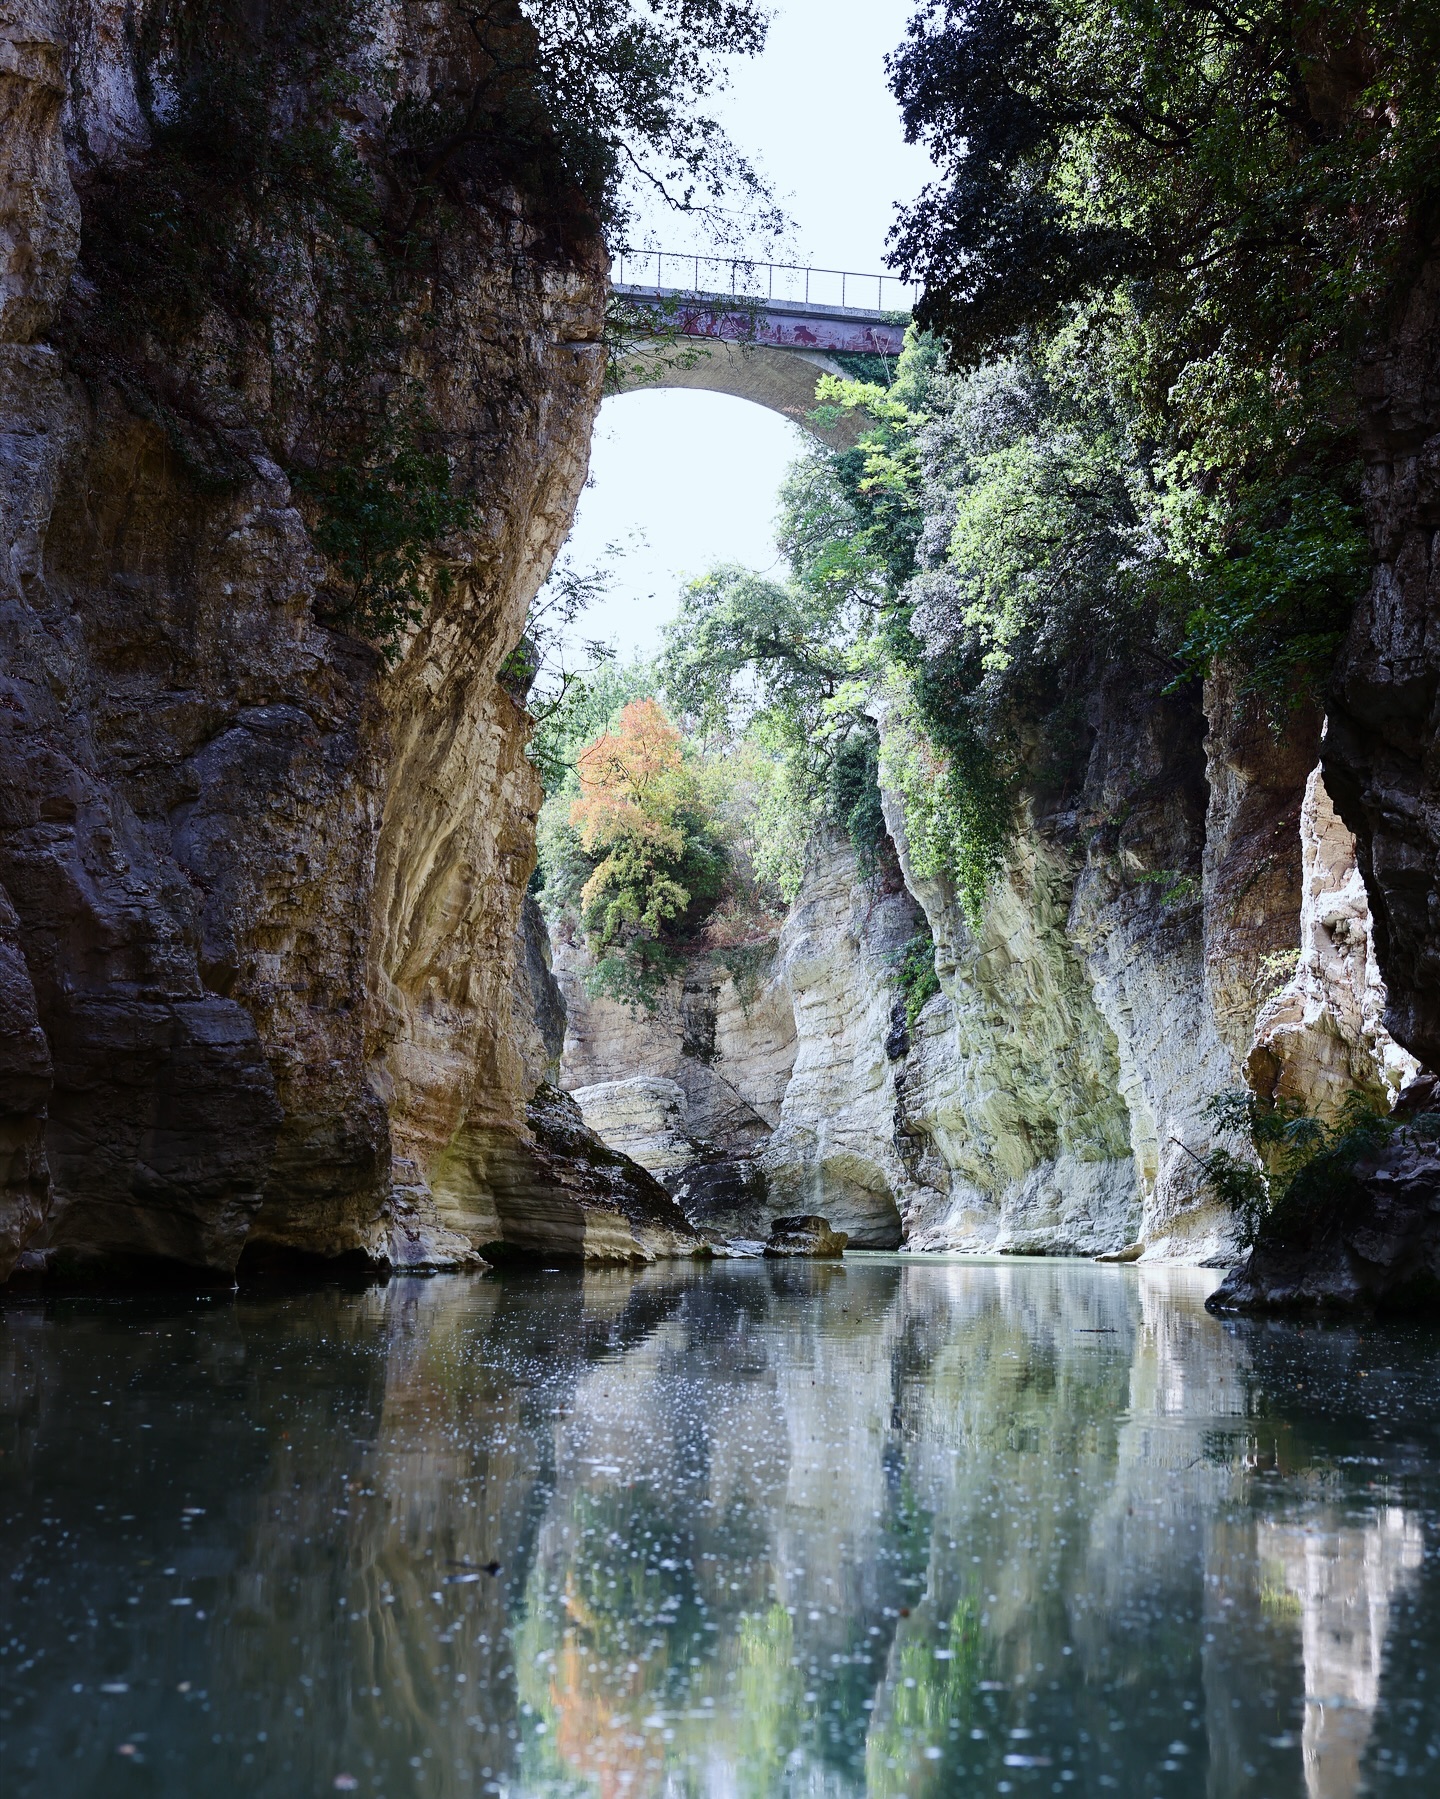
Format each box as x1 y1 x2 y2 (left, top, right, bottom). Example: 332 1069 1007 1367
551 0 935 668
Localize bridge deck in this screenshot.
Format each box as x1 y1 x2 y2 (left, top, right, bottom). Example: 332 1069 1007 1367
612 284 908 358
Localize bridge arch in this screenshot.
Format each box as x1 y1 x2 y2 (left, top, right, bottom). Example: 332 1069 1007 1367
612 341 869 448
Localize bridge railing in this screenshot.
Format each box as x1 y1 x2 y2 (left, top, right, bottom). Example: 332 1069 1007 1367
611 251 918 317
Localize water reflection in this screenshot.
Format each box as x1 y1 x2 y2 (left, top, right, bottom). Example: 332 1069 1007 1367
2 1260 1439 1796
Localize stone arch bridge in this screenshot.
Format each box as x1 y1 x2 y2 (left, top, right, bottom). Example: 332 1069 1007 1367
610 253 912 447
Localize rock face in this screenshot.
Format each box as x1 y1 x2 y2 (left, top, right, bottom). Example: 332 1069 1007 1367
884 801 1139 1258
557 928 796 1155
551 661 1421 1270
0 0 699 1280
1200 248 1440 1313
1326 252 1440 1072
1247 766 1419 1118
571 1077 694 1177
763 1213 848 1258
555 927 796 1241
1208 1113 1440 1314
0 887 51 1279
756 832 915 1248
1064 679 1253 1264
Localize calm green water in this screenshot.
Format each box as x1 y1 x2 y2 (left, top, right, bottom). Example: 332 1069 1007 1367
3 1258 1440 1798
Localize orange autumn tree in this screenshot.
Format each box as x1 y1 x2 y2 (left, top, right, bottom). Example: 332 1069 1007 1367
566 698 727 1001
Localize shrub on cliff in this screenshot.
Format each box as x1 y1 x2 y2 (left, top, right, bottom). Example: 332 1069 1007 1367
884 0 1439 706
889 0 1439 451
1200 1089 1402 1247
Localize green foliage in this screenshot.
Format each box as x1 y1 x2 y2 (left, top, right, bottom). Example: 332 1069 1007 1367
1167 478 1371 712
721 724 819 904
718 942 773 1016
295 396 477 657
825 351 899 386
662 563 858 742
660 562 895 884
770 311 1369 919
889 0 1440 438
896 927 941 1030
1200 1089 1397 1247
825 730 888 876
1134 869 1200 909
519 0 780 241
812 331 1154 919
883 0 1439 737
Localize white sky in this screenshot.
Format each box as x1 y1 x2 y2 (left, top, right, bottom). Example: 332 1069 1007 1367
553 0 934 667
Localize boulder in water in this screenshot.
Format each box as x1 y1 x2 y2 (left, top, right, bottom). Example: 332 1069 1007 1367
764 1214 848 1258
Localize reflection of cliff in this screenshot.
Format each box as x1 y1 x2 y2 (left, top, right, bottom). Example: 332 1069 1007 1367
1258 1510 1423 1799
3 1264 1435 1796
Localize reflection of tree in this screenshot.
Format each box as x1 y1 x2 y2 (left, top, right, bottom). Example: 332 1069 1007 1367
733 1604 803 1798
867 1592 992 1795
516 1483 714 1798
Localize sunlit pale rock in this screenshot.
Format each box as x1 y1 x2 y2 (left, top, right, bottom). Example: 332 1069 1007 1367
1247 765 1419 1118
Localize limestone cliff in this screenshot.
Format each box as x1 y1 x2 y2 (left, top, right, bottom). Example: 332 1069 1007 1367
886 802 1139 1257
554 921 795 1242
756 831 915 1247
551 666 1415 1269
557 925 795 1154
1063 676 1259 1263
1197 247 1440 1312
0 0 699 1280
1325 251 1440 1072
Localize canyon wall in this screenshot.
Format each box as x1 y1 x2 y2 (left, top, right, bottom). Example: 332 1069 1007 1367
0 0 700 1281
1204 246 1440 1314
555 667 1420 1266
1325 252 1440 1072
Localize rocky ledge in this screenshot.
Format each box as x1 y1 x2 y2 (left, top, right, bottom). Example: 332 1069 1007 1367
1208 1100 1440 1315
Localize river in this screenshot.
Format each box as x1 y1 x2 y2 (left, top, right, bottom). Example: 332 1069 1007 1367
3 1258 1439 1797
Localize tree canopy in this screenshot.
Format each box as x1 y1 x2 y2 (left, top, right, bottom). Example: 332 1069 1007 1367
541 698 729 1005
888 0 1440 405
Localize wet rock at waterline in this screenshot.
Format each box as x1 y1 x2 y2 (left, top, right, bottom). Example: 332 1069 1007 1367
1209 1106 1440 1316
763 1213 849 1257
472 1084 705 1263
